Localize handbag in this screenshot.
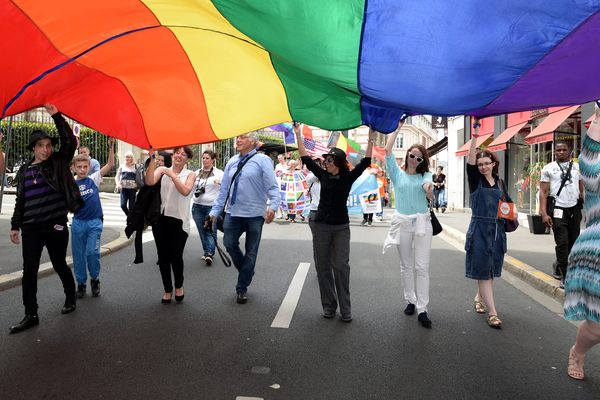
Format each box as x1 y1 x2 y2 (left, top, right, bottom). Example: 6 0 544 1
429 201 442 236
498 179 519 232
216 153 256 232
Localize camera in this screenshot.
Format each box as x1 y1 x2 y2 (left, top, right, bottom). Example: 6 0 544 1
203 215 213 231
194 186 206 198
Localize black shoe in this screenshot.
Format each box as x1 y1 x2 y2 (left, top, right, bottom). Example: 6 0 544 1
559 280 565 289
61 300 77 315
361 219 367 225
90 279 100 297
161 293 172 304
9 314 39 334
441 208 446 213
404 303 416 315
367 220 372 226
76 283 87 299
323 310 335 319
341 314 353 322
205 256 213 266
175 288 184 303
133 257 143 264
552 263 564 280
236 292 248 304
418 312 432 328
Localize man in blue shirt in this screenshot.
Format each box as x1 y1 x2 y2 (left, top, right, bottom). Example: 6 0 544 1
210 132 280 304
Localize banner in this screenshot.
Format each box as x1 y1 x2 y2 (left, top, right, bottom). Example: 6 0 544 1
347 173 381 214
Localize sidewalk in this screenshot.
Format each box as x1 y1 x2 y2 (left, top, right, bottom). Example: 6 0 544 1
0 219 132 291
437 209 565 303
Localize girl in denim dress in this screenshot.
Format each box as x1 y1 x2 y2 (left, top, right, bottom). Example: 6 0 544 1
465 121 512 329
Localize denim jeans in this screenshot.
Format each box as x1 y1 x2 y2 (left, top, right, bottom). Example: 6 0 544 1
223 214 265 293
120 188 136 216
192 204 217 257
433 188 447 208
71 218 103 284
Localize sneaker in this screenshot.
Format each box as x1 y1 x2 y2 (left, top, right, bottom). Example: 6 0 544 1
418 312 432 328
76 284 86 298
404 303 416 315
367 221 372 226
236 292 248 304
552 262 563 280
361 219 367 225
90 279 100 297
205 255 213 266
201 256 206 261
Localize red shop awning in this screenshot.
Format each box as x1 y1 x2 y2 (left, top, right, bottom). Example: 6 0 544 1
585 114 595 129
524 106 579 145
455 133 493 157
487 121 529 152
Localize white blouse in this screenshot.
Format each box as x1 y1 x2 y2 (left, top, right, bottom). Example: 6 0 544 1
160 168 194 233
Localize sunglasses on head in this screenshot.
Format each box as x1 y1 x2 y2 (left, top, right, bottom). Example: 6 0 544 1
408 153 423 163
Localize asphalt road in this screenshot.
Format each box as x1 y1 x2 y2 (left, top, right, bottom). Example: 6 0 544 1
1 218 599 399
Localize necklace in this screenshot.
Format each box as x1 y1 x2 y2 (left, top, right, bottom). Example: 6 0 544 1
31 164 42 185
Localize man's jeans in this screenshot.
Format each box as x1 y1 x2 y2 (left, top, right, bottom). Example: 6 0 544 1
71 218 103 285
433 188 447 209
192 204 217 257
223 215 265 293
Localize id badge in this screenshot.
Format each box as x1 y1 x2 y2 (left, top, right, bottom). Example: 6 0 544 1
553 208 563 219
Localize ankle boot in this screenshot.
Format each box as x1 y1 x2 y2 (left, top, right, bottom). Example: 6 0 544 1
61 295 77 314
76 283 86 298
90 279 100 297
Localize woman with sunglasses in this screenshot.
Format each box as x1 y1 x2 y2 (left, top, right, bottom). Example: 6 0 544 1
382 122 434 328
294 125 376 322
465 120 511 329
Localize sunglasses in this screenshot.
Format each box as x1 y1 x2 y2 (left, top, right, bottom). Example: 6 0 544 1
408 153 423 163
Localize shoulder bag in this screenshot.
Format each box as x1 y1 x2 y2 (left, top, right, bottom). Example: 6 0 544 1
498 179 519 232
216 153 256 232
429 200 443 236
546 161 572 217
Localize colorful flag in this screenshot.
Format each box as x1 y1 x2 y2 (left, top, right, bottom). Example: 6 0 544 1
336 134 348 153
303 138 329 157
279 170 310 215
301 124 313 140
347 137 361 154
270 123 296 145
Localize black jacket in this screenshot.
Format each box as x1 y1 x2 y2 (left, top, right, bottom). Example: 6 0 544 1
125 182 162 238
11 113 83 230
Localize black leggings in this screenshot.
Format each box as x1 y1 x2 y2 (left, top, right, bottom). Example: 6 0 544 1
154 215 188 293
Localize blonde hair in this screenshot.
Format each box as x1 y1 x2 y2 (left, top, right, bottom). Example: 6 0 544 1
72 154 91 165
124 151 136 164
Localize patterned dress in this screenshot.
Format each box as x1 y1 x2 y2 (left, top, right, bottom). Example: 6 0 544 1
564 135 600 323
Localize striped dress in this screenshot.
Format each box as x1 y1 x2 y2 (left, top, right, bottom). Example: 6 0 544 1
564 135 600 323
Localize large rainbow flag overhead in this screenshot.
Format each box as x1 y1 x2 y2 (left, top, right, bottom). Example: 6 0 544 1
1 1 600 148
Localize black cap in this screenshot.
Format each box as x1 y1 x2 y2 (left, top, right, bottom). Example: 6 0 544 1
28 130 58 151
322 147 346 161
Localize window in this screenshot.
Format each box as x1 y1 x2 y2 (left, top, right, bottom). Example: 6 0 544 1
395 134 404 149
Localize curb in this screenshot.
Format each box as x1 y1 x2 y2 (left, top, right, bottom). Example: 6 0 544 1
0 229 133 292
440 223 565 303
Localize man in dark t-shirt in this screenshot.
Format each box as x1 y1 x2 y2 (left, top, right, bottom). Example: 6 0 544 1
432 166 447 212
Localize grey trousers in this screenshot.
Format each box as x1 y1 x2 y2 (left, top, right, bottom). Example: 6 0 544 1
309 216 352 317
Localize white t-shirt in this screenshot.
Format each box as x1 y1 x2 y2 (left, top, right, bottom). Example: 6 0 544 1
540 161 580 208
192 167 224 207
160 168 194 233
306 172 321 211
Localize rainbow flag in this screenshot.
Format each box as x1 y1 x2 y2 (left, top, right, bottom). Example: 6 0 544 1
2 1 600 148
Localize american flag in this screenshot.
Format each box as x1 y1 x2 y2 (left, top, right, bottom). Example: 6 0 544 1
303 138 329 157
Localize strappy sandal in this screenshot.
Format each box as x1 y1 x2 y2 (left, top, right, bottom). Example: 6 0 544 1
487 315 502 329
473 299 487 314
567 347 585 380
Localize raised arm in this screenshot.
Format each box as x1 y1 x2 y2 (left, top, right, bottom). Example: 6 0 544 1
144 149 160 186
467 118 480 166
365 128 376 158
46 104 77 160
293 123 309 157
99 138 115 177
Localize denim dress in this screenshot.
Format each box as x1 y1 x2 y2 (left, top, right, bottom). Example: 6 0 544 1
465 179 507 280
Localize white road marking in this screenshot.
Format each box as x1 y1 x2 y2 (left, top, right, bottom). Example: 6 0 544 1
235 397 263 400
271 262 311 329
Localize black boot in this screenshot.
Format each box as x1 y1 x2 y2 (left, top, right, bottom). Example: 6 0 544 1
9 314 39 334
61 295 77 314
76 283 86 298
90 279 100 297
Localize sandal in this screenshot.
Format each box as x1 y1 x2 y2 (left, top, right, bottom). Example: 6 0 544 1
487 315 502 329
473 298 487 314
567 347 585 380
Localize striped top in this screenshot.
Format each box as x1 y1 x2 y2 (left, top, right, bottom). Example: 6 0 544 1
563 134 600 323
22 163 67 225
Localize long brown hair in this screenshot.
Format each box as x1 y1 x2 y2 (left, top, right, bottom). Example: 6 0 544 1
403 144 430 175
